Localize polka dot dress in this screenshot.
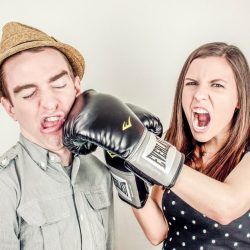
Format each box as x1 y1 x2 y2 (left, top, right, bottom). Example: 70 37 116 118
162 189 250 249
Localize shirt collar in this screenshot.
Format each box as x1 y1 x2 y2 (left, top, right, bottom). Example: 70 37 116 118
18 134 80 177
19 134 49 170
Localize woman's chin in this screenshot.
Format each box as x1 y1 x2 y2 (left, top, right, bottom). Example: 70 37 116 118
191 126 212 143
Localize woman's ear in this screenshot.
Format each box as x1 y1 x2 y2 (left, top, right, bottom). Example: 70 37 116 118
1 97 17 121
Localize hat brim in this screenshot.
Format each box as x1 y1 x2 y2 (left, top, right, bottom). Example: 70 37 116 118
0 40 84 79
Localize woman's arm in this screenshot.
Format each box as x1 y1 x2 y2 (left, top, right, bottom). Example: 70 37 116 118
132 185 168 245
172 152 250 224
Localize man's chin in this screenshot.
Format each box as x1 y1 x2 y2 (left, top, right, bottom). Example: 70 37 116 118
36 131 65 152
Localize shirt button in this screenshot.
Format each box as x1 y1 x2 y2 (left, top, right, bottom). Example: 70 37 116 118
50 155 55 162
80 214 84 221
40 161 46 168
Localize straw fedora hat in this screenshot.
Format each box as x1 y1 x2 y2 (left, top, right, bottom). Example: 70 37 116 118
0 22 84 97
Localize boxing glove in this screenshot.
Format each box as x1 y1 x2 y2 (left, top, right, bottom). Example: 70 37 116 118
64 94 98 155
63 89 184 188
105 104 163 208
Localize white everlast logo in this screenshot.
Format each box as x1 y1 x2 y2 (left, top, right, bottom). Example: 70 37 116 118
146 137 170 169
111 172 132 201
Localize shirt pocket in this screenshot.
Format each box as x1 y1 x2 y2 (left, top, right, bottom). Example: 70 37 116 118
17 196 70 250
83 188 112 250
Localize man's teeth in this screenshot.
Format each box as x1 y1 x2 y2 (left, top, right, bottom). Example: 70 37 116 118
44 116 60 122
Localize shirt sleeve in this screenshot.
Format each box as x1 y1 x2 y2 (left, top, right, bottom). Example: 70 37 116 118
0 176 20 250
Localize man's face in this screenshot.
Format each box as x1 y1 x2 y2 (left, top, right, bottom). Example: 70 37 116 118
1 48 81 152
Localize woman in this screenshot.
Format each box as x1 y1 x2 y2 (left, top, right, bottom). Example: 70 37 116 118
133 42 250 249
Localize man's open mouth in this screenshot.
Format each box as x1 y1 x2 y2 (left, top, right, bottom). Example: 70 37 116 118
40 114 65 133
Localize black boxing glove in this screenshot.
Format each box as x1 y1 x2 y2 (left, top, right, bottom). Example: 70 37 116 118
105 104 163 208
63 89 184 188
64 95 97 155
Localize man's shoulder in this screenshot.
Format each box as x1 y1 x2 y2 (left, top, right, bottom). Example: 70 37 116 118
0 143 21 170
0 143 22 196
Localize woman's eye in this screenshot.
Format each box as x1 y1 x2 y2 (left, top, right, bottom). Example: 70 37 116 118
185 81 197 86
212 83 224 88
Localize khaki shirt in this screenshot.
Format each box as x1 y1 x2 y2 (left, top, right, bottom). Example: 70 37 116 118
0 135 114 250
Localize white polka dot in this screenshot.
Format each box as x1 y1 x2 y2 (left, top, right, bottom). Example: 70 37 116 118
214 223 218 228
248 212 250 217
163 206 166 211
238 224 242 229
192 220 196 224
176 231 179 236
171 200 176 205
184 225 188 230
172 217 176 221
211 239 216 244
169 237 172 242
200 247 204 250
167 190 171 194
173 248 176 250
234 242 238 247
202 214 206 217
182 242 186 246
181 210 185 215
203 229 207 234
225 233 229 237
246 233 250 238
192 235 196 240
169 222 172 226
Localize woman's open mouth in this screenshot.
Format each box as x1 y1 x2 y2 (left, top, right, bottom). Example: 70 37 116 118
192 108 211 132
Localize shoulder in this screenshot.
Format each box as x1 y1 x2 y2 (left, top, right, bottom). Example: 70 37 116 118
0 143 20 171
0 144 22 202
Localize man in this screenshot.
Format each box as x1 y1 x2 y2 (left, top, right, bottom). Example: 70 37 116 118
0 22 113 250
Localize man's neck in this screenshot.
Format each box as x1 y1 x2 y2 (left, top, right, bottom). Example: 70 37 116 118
54 147 73 166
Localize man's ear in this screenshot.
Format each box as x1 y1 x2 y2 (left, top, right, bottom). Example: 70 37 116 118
1 97 17 121
74 76 81 97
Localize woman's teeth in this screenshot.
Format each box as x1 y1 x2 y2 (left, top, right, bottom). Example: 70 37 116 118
192 108 211 130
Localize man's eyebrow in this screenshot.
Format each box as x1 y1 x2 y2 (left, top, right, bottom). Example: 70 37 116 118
13 84 37 94
13 70 69 94
48 70 68 83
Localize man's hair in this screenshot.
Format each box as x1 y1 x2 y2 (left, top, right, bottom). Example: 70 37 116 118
0 46 75 104
165 42 250 181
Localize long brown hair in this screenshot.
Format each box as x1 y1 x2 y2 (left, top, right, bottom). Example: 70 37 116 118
165 42 250 181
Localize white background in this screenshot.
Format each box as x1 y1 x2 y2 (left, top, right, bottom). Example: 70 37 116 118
1 1 250 249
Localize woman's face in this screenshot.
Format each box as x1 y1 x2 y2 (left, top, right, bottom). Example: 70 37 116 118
182 56 238 143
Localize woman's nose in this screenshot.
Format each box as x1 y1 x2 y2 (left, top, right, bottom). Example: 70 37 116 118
194 85 209 101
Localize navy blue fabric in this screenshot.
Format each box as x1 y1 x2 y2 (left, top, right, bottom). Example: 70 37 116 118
162 147 250 250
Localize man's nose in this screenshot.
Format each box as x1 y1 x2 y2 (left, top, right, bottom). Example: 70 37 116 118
40 92 58 111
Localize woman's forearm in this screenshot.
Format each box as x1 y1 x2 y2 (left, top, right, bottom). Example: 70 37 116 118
132 196 168 245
